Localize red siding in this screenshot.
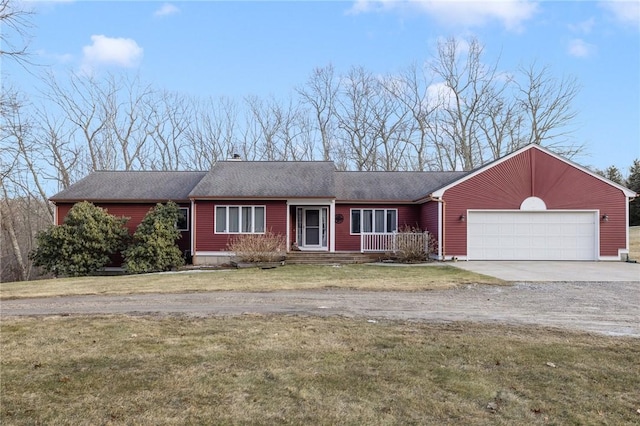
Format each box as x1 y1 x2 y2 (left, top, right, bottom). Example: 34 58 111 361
443 148 628 258
194 200 287 251
419 202 439 233
420 202 440 252
335 205 358 251
335 204 421 251
55 203 73 225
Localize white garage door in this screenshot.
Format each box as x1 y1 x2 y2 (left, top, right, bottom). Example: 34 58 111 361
467 211 597 260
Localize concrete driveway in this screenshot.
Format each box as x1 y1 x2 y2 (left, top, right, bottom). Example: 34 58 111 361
452 261 640 282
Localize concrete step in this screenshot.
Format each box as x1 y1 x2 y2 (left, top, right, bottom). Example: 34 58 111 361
285 251 382 265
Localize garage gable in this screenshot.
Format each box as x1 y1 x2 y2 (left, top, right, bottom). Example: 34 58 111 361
431 144 635 201
430 144 635 261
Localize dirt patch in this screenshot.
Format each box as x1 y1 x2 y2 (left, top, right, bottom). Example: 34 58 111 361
2 281 638 337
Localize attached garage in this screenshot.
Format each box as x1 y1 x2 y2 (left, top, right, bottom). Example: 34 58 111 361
429 144 636 261
467 210 598 261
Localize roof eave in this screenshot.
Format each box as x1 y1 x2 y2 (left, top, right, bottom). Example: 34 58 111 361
50 198 192 204
189 195 334 200
335 199 416 204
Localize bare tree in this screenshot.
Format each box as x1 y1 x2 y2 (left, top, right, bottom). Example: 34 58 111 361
383 63 440 170
42 72 111 173
105 75 156 170
147 90 192 170
1 89 52 217
0 0 34 67
0 88 53 282
185 96 239 167
297 65 339 161
430 37 501 170
515 63 582 157
288 113 317 161
35 109 82 190
335 66 382 170
476 87 522 161
246 95 283 161
374 75 414 171
427 37 583 170
273 98 311 161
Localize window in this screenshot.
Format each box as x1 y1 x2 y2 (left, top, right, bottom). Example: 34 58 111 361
351 210 361 233
215 205 265 233
351 209 397 234
176 208 189 231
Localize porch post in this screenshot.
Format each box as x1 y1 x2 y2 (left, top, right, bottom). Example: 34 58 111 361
190 199 196 258
329 200 336 252
437 199 443 260
286 201 291 253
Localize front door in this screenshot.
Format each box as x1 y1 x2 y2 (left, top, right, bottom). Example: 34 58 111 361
297 207 328 250
305 209 320 246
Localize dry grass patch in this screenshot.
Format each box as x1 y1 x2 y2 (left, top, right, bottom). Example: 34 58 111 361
1 315 638 425
0 264 503 300
629 226 640 261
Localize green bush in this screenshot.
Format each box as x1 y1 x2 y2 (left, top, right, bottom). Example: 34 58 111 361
29 201 129 277
123 202 185 274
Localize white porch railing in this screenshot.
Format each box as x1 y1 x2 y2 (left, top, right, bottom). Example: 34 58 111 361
361 232 429 253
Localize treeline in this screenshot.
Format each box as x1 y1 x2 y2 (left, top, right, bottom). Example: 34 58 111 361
1 31 635 282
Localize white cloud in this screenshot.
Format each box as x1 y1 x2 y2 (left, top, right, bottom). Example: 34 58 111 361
599 0 640 28
81 35 143 71
426 81 455 109
154 3 180 17
348 0 539 32
567 38 596 58
568 17 596 34
37 49 74 64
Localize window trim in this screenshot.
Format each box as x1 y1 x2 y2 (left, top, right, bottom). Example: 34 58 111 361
176 207 189 231
214 205 266 234
350 208 398 235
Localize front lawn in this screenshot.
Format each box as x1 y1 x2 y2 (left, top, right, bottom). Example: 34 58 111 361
1 316 638 425
0 264 503 300
629 226 640 261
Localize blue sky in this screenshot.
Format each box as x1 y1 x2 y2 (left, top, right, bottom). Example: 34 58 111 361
6 0 640 174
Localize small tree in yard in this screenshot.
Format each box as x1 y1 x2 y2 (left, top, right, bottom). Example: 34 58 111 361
227 231 286 263
30 201 129 277
124 202 185 273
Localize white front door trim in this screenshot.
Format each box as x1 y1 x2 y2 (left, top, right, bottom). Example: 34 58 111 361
296 206 329 251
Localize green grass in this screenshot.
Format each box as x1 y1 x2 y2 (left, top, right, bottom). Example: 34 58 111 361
0 264 503 300
629 226 639 261
1 315 638 425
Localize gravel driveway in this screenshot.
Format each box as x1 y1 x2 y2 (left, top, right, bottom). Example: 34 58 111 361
2 281 638 337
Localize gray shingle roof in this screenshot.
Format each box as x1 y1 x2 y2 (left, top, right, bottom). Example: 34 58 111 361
335 171 470 201
189 161 336 198
50 171 207 202
51 164 471 203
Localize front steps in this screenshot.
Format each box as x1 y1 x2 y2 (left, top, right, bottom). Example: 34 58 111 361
285 251 383 265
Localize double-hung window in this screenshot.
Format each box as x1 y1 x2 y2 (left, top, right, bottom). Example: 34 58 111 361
215 206 265 233
351 209 397 234
176 207 189 231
